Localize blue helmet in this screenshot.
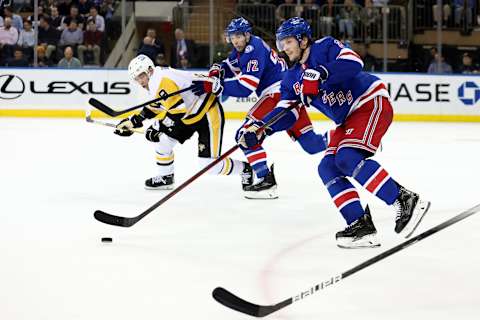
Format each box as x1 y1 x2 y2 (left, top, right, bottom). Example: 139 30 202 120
225 17 252 41
275 17 312 51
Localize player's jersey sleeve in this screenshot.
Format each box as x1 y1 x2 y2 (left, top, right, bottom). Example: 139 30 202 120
262 73 300 133
316 38 364 85
221 51 240 79
148 77 187 120
223 42 267 97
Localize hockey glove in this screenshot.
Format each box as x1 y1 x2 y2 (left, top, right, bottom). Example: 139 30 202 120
145 125 162 142
114 114 145 136
237 121 273 149
191 77 223 96
208 63 225 79
301 66 329 106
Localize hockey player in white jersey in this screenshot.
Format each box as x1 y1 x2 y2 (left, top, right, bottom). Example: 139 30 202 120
114 54 251 190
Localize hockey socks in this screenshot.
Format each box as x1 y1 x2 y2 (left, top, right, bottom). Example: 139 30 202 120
319 154 364 224
326 177 364 224
244 147 269 179
352 159 399 205
155 151 174 176
198 157 246 176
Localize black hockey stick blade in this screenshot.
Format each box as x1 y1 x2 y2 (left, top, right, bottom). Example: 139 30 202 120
213 287 291 317
88 85 195 117
212 203 480 317
94 210 139 227
93 102 301 227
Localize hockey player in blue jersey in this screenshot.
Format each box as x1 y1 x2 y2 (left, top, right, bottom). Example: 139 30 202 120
238 17 431 248
194 17 325 199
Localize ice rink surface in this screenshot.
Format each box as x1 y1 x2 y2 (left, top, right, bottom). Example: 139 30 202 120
1 118 479 320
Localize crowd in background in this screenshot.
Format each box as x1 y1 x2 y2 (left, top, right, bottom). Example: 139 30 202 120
0 0 479 73
0 0 116 67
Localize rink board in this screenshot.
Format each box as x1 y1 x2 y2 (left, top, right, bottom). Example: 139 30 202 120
0 68 479 121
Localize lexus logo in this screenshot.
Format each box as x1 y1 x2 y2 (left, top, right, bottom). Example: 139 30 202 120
0 74 25 99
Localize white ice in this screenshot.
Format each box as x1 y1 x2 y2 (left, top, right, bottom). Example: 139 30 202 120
0 118 479 320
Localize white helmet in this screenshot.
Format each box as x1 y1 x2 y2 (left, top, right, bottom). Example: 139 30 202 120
128 54 154 80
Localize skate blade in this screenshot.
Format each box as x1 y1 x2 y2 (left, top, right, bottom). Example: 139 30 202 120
144 185 175 190
244 187 278 200
337 234 381 249
402 200 431 238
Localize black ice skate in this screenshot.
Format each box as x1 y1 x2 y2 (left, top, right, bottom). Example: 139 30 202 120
244 164 278 199
336 206 380 249
394 185 431 238
144 174 174 190
241 162 253 191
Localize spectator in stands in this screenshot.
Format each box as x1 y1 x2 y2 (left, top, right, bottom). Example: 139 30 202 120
362 0 381 43
17 20 35 61
276 0 302 22
62 5 85 31
4 7 23 31
433 1 451 28
138 36 161 62
171 28 197 68
50 5 64 30
28 6 45 28
58 46 82 68
179 55 190 69
0 17 19 64
213 35 230 63
357 44 378 71
155 53 168 67
78 0 93 17
78 19 102 65
454 0 475 27
58 0 73 17
458 52 480 73
36 46 52 67
100 0 115 21
146 28 164 54
319 0 335 37
428 53 453 73
88 6 105 32
6 46 29 67
339 0 360 41
300 0 320 36
59 20 83 58
39 17 60 61
340 0 359 40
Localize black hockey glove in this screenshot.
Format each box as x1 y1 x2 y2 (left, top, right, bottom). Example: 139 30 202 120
113 114 145 136
145 125 161 142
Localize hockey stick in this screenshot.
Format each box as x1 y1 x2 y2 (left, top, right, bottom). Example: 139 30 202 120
85 110 144 134
212 203 480 317
88 85 194 117
93 102 301 227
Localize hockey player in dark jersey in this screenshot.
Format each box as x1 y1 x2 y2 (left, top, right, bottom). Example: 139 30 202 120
238 17 431 248
198 17 325 199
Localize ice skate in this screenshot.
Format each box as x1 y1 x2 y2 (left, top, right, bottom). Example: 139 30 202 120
241 162 253 191
144 174 175 190
244 164 278 199
394 185 431 238
336 206 381 249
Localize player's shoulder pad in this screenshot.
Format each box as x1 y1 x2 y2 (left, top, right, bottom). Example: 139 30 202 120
312 36 339 50
242 36 265 56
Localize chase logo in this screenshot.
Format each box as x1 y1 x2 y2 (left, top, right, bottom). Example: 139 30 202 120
458 81 480 106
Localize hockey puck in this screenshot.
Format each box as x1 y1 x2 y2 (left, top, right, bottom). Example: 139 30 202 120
101 237 113 243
